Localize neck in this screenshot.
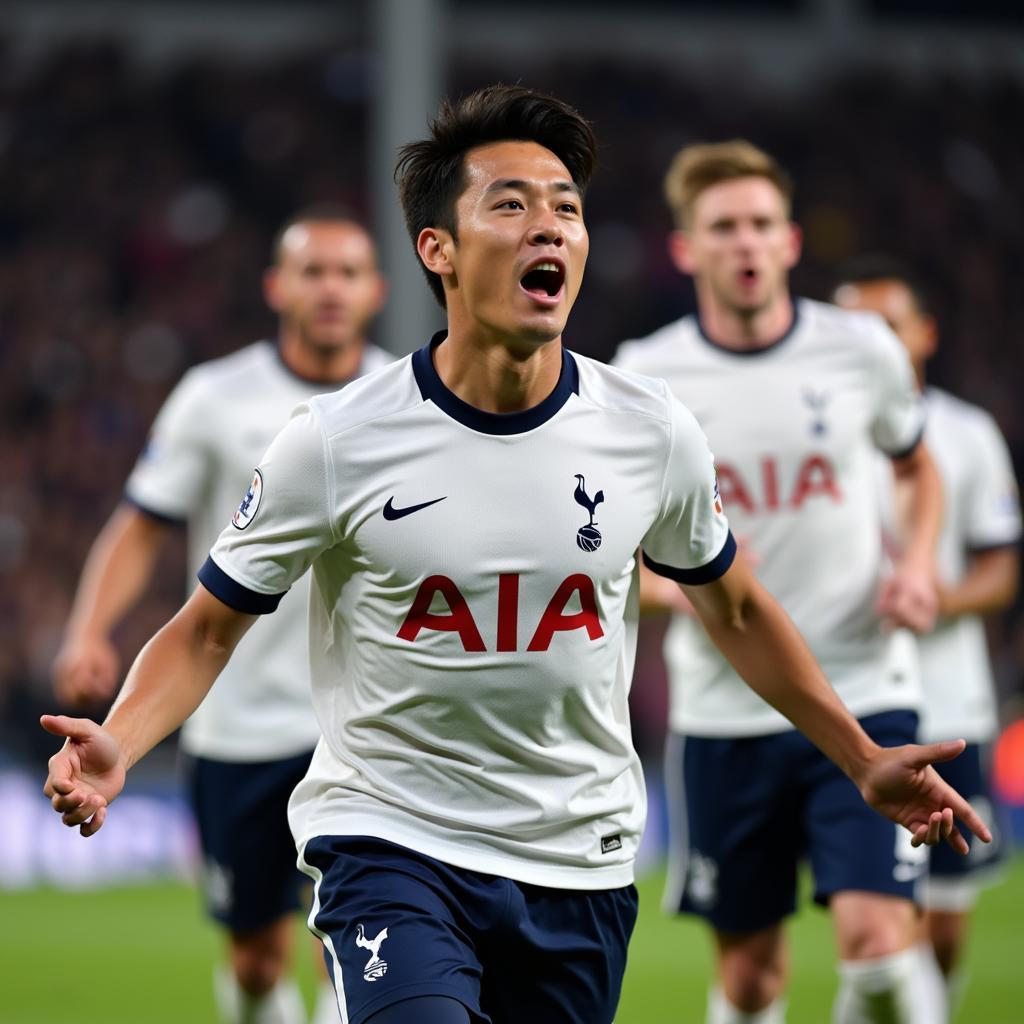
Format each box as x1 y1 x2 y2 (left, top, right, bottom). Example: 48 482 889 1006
433 318 563 414
696 286 795 351
278 329 365 383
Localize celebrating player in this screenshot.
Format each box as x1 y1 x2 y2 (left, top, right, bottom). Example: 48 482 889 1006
44 89 988 1024
835 256 1021 1020
51 206 389 1024
615 142 951 1024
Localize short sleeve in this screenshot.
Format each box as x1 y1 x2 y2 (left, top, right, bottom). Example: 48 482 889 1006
641 394 735 585
866 318 926 458
200 402 336 614
964 413 1022 550
124 370 211 521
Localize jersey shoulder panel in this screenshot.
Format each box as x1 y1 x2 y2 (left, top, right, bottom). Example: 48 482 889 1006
360 343 397 375
307 355 424 440
928 386 999 438
798 298 888 348
611 315 699 373
174 340 281 404
573 351 676 426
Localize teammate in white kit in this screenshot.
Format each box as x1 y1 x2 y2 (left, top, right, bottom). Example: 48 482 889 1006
614 142 950 1024
51 207 389 1024
835 256 1021 1018
42 89 988 1024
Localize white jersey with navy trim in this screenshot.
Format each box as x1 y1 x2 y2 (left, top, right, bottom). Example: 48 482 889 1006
124 339 393 761
898 388 1020 743
202 337 732 889
615 298 926 737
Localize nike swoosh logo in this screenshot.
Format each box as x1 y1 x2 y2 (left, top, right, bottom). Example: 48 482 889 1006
383 496 447 520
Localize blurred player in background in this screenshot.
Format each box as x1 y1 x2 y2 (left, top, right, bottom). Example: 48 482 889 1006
51 206 389 1024
615 142 947 1024
41 88 989 1024
835 257 1021 1019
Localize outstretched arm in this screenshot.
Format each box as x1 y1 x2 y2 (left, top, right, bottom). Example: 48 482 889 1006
52 504 171 706
43 584 257 835
682 553 991 853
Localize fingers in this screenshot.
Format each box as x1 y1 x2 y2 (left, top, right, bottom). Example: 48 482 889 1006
80 804 107 837
943 789 993 846
910 809 953 848
905 739 966 770
39 714 100 743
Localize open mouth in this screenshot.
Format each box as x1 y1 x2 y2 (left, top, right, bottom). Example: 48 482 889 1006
738 267 760 285
520 261 565 302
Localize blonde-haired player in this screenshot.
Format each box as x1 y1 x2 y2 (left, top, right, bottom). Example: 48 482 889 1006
616 142 947 1024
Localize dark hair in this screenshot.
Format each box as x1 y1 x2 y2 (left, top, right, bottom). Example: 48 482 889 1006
271 203 367 265
833 254 932 315
395 84 598 307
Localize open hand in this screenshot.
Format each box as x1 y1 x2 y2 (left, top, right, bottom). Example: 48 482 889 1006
41 715 126 837
858 739 991 854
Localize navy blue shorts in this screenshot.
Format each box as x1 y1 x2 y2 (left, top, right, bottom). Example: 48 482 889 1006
920 743 1006 909
299 835 638 1024
665 710 924 934
187 749 314 932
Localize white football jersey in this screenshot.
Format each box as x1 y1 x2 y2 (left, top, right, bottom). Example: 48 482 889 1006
125 340 393 761
203 338 733 889
886 388 1020 743
615 299 926 736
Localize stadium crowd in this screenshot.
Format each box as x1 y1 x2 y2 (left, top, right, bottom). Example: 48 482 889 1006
2 40 1022 768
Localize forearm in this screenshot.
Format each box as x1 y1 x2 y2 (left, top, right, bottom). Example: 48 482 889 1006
894 445 942 568
65 505 167 641
939 548 1019 618
103 591 253 771
696 580 877 780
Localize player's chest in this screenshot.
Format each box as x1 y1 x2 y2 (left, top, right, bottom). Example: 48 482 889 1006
341 430 659 584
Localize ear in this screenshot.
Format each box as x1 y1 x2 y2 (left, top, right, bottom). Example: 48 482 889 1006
921 313 939 360
667 230 696 276
372 274 389 315
262 267 283 313
417 227 456 282
783 222 803 270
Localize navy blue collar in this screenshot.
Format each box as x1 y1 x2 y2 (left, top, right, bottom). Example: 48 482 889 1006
695 300 802 357
412 332 579 435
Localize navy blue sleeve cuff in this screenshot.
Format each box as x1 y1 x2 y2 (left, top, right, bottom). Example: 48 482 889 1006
967 536 1021 555
123 493 187 527
883 423 925 462
643 531 737 586
198 556 286 614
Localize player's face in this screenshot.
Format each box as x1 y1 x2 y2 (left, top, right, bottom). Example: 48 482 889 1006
673 177 800 317
834 279 937 367
442 140 588 348
265 222 386 352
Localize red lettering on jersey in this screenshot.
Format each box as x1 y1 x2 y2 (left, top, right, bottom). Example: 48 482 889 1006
790 455 842 508
397 575 486 651
715 464 754 514
527 574 605 652
761 457 780 510
496 573 519 652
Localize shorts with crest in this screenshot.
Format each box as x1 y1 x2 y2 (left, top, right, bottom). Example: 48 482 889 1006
299 835 638 1024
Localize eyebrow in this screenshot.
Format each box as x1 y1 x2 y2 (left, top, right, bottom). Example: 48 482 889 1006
482 178 582 198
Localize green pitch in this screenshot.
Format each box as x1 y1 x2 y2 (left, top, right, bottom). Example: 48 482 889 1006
2 858 1021 1023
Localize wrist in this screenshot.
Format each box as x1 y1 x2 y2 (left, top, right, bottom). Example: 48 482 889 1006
839 735 883 788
